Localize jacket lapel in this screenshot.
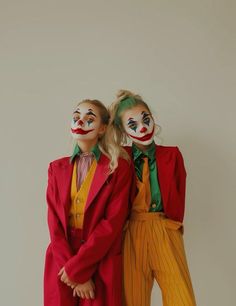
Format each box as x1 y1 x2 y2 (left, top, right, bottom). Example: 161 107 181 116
56 158 73 236
85 153 110 212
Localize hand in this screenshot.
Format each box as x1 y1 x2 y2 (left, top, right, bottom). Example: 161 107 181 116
58 267 77 288
73 279 95 299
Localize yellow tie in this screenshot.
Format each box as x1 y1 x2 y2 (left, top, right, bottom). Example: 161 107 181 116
142 157 151 208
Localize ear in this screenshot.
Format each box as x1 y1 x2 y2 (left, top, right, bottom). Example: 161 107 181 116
98 124 107 136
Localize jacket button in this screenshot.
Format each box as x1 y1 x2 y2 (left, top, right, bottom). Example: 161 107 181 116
152 203 157 208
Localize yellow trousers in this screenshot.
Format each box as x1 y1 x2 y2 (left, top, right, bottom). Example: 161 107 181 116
123 212 196 306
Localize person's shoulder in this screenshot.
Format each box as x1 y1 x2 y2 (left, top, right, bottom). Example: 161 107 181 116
48 156 71 169
156 144 182 156
156 145 185 164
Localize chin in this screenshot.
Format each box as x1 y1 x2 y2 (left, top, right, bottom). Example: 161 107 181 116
70 132 97 141
70 132 86 140
132 138 154 146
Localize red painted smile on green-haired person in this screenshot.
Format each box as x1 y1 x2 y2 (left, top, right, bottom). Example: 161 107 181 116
122 105 155 145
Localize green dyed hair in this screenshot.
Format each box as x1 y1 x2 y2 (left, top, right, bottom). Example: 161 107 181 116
109 89 162 146
114 96 139 126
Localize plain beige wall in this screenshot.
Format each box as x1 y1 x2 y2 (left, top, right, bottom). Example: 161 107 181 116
0 1 235 305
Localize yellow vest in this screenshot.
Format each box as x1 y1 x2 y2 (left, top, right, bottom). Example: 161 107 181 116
69 159 97 229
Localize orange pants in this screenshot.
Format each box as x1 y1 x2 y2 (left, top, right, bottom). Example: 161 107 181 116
122 212 196 306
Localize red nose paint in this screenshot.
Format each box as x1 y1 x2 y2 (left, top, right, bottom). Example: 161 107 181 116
78 120 84 126
140 127 147 133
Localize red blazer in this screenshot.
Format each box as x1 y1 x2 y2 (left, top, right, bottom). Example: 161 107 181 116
125 144 187 223
44 153 134 306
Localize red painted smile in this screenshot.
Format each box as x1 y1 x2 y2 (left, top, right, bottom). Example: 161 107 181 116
71 127 95 135
129 127 154 141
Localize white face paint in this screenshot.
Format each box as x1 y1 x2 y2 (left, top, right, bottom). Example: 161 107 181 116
70 102 102 140
121 105 155 146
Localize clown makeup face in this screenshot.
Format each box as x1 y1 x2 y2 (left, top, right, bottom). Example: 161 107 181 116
70 102 105 141
121 105 155 146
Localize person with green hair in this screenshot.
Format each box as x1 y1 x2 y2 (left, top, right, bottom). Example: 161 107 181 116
109 90 196 306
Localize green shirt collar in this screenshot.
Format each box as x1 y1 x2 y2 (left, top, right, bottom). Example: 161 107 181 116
70 143 101 163
132 141 156 162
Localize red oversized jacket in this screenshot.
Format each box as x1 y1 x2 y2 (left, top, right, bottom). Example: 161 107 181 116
124 144 187 223
44 153 134 306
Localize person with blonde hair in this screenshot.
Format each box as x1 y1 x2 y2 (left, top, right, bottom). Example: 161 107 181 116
109 90 196 306
44 99 134 306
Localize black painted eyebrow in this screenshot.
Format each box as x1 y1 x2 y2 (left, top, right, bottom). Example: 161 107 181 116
142 111 150 118
73 108 96 117
127 118 136 125
87 109 97 117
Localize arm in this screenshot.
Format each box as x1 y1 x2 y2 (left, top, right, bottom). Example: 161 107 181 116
46 162 73 270
169 147 187 223
64 160 132 283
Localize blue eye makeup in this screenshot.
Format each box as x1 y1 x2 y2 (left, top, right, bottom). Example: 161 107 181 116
142 112 151 126
72 110 80 122
129 124 137 132
143 117 150 126
127 118 138 132
87 118 94 126
73 115 79 123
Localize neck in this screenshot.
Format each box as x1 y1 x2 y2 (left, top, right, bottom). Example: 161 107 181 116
76 138 98 152
133 142 153 152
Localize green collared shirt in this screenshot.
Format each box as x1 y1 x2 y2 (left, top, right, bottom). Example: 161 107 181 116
132 141 163 212
70 143 101 163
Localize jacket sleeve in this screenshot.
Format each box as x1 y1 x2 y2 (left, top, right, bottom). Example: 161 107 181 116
46 162 73 270
64 159 132 283
167 147 187 223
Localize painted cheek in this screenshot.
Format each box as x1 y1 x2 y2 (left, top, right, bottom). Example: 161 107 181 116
127 123 137 133
131 126 137 133
87 119 93 127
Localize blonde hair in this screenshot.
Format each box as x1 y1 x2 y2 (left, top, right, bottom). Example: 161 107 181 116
109 89 162 146
72 99 129 173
